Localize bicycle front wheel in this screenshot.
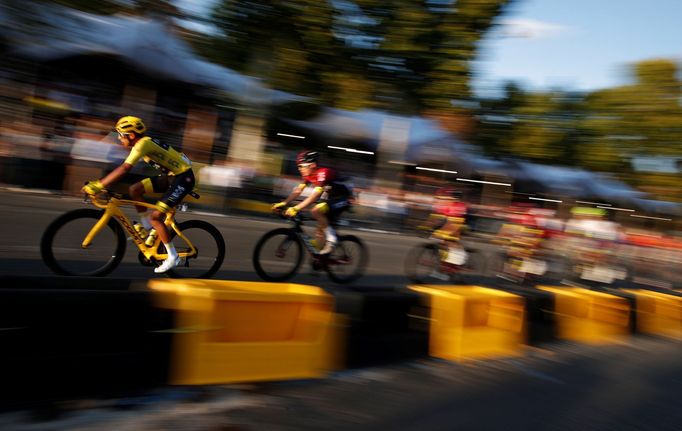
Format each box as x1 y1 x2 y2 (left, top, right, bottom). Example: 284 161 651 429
252 228 303 282
167 220 226 279
324 235 368 284
404 243 444 284
41 208 126 276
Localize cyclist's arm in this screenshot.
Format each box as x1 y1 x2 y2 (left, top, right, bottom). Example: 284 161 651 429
292 186 323 212
281 183 306 205
100 162 134 188
98 140 143 187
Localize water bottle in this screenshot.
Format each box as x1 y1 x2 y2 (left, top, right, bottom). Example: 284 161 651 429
133 222 148 240
145 229 158 247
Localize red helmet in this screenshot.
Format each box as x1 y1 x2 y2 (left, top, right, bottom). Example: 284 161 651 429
296 150 319 164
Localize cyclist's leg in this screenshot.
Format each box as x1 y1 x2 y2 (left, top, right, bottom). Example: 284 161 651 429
130 176 167 230
419 213 446 233
327 198 350 228
438 218 467 265
152 170 196 272
150 171 195 240
314 199 350 254
310 202 329 250
311 201 340 254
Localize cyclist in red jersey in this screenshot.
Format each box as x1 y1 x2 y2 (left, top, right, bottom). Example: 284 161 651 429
427 185 468 240
419 185 469 264
416 185 469 265
272 150 351 254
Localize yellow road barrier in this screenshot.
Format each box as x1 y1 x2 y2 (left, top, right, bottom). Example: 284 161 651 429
149 279 345 385
623 289 682 340
537 286 630 344
408 285 526 361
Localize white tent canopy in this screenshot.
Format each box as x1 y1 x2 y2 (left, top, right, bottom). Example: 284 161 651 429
284 107 681 216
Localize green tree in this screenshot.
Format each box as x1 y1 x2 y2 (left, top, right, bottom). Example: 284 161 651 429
578 59 682 197
473 59 682 201
354 0 512 114
203 0 372 109
475 84 587 164
200 0 512 115
473 82 528 157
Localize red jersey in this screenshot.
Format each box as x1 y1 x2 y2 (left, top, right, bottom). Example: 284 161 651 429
433 201 468 218
300 167 352 201
303 167 335 188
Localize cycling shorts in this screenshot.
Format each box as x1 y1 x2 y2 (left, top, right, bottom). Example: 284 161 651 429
314 197 350 224
140 170 195 209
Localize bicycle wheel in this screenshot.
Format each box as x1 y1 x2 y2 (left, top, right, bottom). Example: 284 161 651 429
166 220 226 279
324 235 368 284
404 243 446 284
41 208 126 276
252 228 303 282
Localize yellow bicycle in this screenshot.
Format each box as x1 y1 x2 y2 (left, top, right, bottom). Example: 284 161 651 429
40 191 225 278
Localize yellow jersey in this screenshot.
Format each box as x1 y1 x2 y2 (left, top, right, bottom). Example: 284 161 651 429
124 136 192 175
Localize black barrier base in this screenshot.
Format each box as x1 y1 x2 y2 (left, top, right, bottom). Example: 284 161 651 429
0 275 147 291
333 286 430 369
494 283 558 346
0 277 173 410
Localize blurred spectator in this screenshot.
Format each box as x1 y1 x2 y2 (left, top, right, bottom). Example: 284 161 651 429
564 207 621 241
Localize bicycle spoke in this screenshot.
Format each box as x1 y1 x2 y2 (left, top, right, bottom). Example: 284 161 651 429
41 209 125 276
405 244 446 284
324 235 367 284
253 229 303 282
167 220 225 279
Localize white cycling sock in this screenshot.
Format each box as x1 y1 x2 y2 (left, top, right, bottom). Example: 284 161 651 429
165 242 178 259
324 227 337 243
140 214 153 231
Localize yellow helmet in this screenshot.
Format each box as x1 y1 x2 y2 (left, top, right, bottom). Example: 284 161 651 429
115 116 146 135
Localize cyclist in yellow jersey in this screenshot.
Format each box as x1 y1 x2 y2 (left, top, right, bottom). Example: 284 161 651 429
82 116 196 273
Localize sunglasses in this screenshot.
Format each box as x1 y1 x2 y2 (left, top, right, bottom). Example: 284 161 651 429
297 163 313 169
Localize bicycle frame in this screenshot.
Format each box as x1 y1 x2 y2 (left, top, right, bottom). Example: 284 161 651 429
285 216 347 265
82 195 197 261
424 231 470 273
289 222 319 255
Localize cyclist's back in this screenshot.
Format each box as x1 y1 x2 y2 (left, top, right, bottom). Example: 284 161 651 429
124 136 192 175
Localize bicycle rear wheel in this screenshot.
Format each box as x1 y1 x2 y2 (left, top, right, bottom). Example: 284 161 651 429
166 219 226 279
324 235 368 284
404 243 447 284
41 208 126 276
252 228 303 282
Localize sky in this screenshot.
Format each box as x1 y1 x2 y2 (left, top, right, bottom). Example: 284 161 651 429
175 0 682 97
474 0 682 96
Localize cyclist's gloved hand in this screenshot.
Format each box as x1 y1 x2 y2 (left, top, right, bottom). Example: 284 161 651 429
83 180 104 195
284 206 300 218
271 201 287 213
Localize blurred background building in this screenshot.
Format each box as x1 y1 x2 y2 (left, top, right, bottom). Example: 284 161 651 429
1 1 681 236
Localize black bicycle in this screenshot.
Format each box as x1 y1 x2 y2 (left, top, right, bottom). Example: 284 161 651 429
252 212 368 284
404 229 482 284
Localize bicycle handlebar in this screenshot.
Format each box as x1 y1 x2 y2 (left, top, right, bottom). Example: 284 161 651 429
272 206 314 224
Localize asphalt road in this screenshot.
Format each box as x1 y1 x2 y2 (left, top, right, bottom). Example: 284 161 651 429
0 189 431 288
2 189 682 431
